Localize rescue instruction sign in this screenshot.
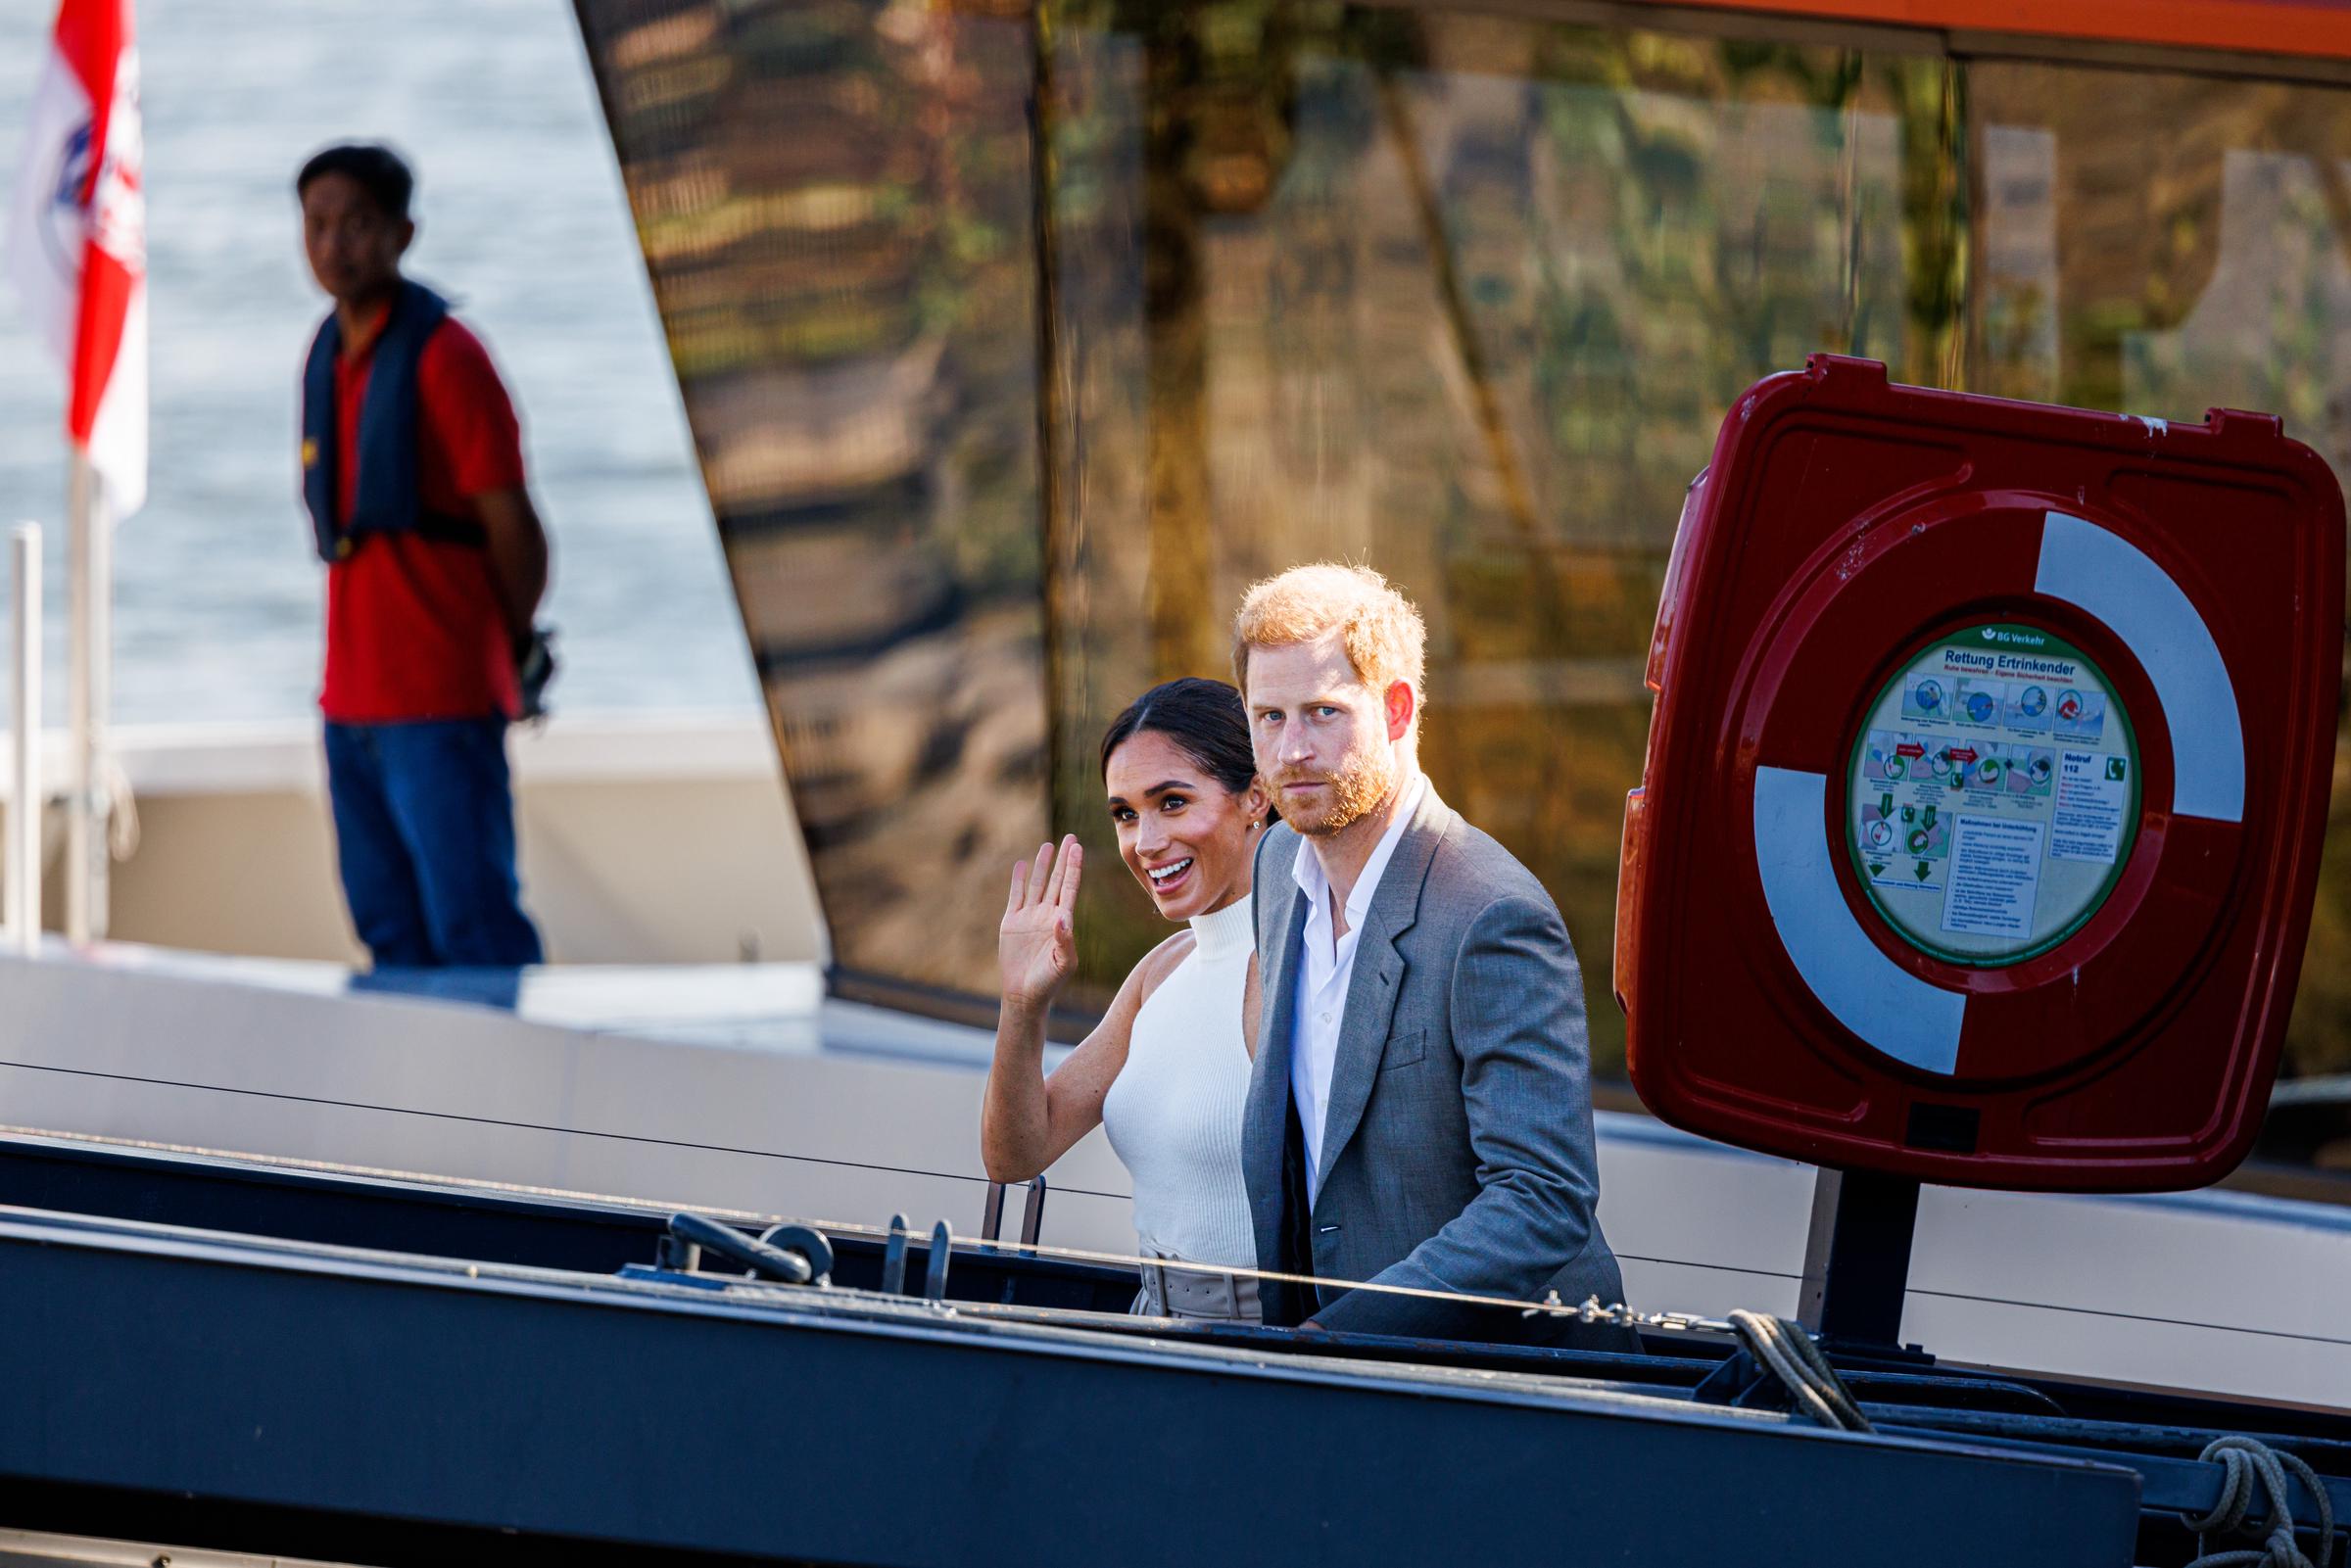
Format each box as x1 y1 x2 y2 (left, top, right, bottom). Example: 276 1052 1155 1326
1943 815 2045 938
2051 748 2130 864
1847 622 2140 966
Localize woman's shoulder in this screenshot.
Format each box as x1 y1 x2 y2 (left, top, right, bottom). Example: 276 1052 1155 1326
1131 928 1197 1006
1097 927 1197 1038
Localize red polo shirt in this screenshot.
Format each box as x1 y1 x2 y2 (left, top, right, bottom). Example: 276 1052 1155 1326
317 312 524 723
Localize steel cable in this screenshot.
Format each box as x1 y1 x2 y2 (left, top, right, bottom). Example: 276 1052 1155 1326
1727 1308 1872 1433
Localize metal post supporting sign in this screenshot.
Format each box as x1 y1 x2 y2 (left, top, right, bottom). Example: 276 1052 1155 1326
1797 1167 1921 1352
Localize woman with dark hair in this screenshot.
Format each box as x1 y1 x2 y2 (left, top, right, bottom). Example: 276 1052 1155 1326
983 677 1269 1320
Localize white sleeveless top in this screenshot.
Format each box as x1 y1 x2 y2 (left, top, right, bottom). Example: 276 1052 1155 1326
1100 891 1256 1267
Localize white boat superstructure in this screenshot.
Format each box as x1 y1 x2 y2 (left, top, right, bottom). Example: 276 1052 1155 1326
1 711 823 967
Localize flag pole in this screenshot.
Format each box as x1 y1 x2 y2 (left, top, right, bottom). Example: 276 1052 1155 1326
9 523 42 952
65 446 109 944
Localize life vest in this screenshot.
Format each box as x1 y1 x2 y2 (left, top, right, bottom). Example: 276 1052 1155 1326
300 278 488 563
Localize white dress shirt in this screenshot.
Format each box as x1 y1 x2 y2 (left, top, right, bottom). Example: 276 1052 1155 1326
1290 772 1427 1206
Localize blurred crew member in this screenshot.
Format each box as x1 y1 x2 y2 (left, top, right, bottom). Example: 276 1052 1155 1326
296 142 548 968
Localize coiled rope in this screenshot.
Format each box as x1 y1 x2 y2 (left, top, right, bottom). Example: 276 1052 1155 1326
2185 1435 2337 1568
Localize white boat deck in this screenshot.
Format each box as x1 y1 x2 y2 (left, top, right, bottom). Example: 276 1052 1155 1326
0 937 1116 1238
1 937 2348 1411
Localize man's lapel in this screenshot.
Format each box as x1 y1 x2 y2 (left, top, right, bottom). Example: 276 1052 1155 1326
1243 832 1309 1240
1313 786 1453 1196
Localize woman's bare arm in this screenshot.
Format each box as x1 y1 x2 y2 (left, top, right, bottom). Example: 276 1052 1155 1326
984 834 1185 1181
982 950 1163 1182
1241 951 1260 1062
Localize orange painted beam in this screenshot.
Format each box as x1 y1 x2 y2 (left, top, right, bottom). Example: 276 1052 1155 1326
1645 0 2351 63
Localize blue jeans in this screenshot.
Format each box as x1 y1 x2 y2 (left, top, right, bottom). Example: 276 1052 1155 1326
323 718 544 969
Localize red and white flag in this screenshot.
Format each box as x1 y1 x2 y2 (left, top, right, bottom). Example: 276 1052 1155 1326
6 0 147 520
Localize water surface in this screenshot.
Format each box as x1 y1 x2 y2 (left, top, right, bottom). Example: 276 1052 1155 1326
0 0 756 725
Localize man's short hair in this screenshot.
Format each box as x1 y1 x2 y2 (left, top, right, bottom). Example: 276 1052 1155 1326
1232 561 1427 700
296 143 414 221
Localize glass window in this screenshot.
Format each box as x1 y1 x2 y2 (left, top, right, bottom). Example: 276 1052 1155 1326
1037 10 1954 1067
577 0 1052 1011
1968 61 2351 1097
578 4 2351 1154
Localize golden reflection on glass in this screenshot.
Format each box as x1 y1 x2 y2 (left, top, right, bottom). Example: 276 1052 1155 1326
576 0 1051 1011
1967 64 2351 1092
1039 9 1954 1067
578 2 2351 1125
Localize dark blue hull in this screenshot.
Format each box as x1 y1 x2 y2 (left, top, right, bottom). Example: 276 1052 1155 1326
0 1131 2337 1565
0 1199 2142 1566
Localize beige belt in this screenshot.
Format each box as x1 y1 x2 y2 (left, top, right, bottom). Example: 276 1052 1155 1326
1132 1248 1262 1322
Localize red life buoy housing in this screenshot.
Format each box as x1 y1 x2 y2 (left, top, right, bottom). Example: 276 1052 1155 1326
1616 356 2343 1192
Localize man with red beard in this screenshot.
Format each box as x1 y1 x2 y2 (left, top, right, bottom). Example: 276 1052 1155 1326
1234 563 1629 1347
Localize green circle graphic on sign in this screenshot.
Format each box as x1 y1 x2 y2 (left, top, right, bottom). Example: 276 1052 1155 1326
1845 621 2140 967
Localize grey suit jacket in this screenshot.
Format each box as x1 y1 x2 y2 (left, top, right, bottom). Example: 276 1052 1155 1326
1244 785 1632 1348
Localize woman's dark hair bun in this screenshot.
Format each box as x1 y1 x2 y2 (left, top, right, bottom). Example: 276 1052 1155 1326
1100 677 1261 818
